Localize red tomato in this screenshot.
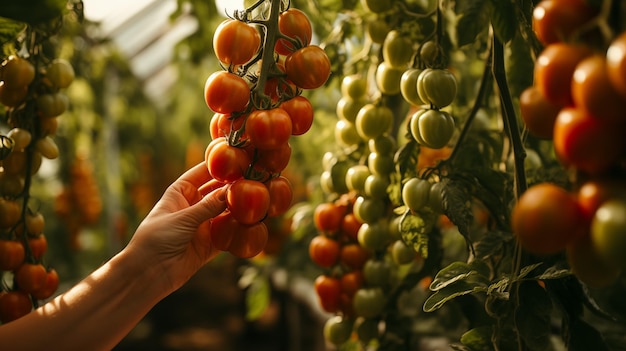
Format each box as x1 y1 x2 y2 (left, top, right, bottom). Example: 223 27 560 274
285 46 331 89
255 142 292 174
28 234 48 261
314 202 348 233
275 8 313 55
228 221 268 258
0 291 32 323
314 275 342 313
578 178 626 223
340 270 364 297
15 263 47 294
205 139 251 182
265 176 293 217
553 107 626 174
209 210 237 251
0 239 25 271
213 19 261 66
532 0 598 45
309 235 341 268
31 268 59 300
227 179 270 225
204 71 250 114
519 85 561 139
280 96 314 135
245 108 293 150
339 243 371 270
340 213 363 241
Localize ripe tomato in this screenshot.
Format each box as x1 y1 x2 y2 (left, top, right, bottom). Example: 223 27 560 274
571 54 626 121
265 176 293 217
352 287 386 318
28 234 48 261
227 179 270 225
279 96 314 135
0 239 25 271
0 198 21 229
309 234 341 268
401 68 424 106
578 178 626 222
46 59 75 89
355 104 393 140
606 31 626 97
210 113 246 139
0 81 27 107
340 212 363 241
532 0 598 45
375 61 403 95
552 107 626 174
314 275 342 313
228 221 268 258
410 109 455 149
255 142 292 174
534 43 593 106
382 30 413 68
213 19 261 66
275 8 312 55
205 138 251 182
340 270 364 297
0 291 32 323
339 243 370 270
417 68 457 109
0 55 35 88
590 199 626 270
24 211 45 236
323 315 353 346
245 108 292 150
285 46 331 89
31 268 59 300
204 71 250 114
314 202 347 233
512 182 585 255
519 85 561 139
15 263 48 293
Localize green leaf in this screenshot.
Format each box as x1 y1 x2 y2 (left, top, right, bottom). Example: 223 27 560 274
400 210 430 259
245 275 271 321
515 281 553 351
488 0 517 44
423 279 488 312
534 266 572 281
0 0 67 24
441 178 474 248
0 18 25 49
394 138 419 180
460 326 495 351
429 260 490 291
455 0 490 48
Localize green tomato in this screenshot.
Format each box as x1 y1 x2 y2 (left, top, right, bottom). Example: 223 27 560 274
353 287 386 318
341 74 368 99
375 61 404 95
46 59 75 89
591 199 626 270
410 109 455 149
361 0 395 13
391 239 417 265
400 68 424 106
335 120 362 147
357 220 390 250
382 30 413 68
346 164 371 193
428 181 444 213
354 196 386 224
323 315 354 346
367 151 395 176
363 258 391 286
355 104 393 140
336 96 368 123
368 134 396 154
356 318 380 343
366 18 391 44
402 177 432 212
364 174 390 199
36 92 69 118
416 68 457 109
419 40 440 67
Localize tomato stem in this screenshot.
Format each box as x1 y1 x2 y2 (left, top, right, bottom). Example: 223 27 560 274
251 0 282 109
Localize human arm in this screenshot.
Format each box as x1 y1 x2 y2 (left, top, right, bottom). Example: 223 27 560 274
0 162 226 351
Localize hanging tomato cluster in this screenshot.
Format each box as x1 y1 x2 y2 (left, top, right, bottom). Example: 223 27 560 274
202 1 330 258
0 50 74 323
514 0 626 288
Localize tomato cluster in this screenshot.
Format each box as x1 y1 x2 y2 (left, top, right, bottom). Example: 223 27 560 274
0 54 73 323
202 4 329 258
513 0 626 288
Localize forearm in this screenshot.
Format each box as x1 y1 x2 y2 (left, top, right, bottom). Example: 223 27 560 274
0 249 169 351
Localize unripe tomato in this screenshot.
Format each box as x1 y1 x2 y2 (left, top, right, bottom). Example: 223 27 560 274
213 19 261 66
590 199 626 270
391 239 417 265
345 164 371 192
0 172 25 197
367 152 394 176
366 18 391 44
0 198 21 229
402 177 432 212
355 104 393 140
368 134 396 154
363 258 391 286
577 178 626 222
46 59 75 89
227 179 270 225
532 0 598 45
410 109 455 149
0 81 28 107
336 96 368 123
357 220 390 250
419 40 440 67
552 107 626 174
567 234 621 288
364 174 390 199
36 92 69 118
323 315 353 346
353 196 386 224
607 31 626 97
285 46 331 89
352 287 385 318
382 30 413 68
204 71 250 114
416 68 457 109
7 128 32 151
356 318 380 343
275 8 312 55
571 54 626 121
375 61 403 95
519 85 561 139
400 68 424 106
511 182 585 255
335 120 362 147
0 55 35 88
341 74 368 99
35 136 60 159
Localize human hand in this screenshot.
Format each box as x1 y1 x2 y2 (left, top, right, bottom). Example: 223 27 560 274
124 162 227 294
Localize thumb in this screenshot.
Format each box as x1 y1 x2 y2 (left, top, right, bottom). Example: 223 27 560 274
184 187 227 225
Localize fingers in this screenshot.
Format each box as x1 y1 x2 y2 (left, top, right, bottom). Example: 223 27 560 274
177 162 212 188
198 179 227 196
185 187 227 225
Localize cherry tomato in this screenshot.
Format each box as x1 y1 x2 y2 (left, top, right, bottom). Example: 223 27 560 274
607 31 626 97
340 270 364 297
567 234 621 288
0 198 21 229
577 178 626 222
345 164 371 193
255 142 292 174
309 234 341 268
366 18 391 44
391 239 417 265
355 104 393 140
410 109 455 149
28 234 48 261
205 138 251 182
227 179 270 225
519 85 561 139
382 30 413 68
46 59 75 89
591 199 626 270
213 19 261 66
353 196 386 225
339 243 371 270
6 128 32 151
204 71 250 114
553 107 626 174
0 81 28 107
336 96 368 123
314 275 342 313
314 202 347 233
341 74 368 99
512 182 585 255
352 287 385 318
0 291 32 323
364 174 390 199
31 268 59 300
265 176 293 217
246 108 292 150
275 8 312 55
280 96 314 135
228 221 268 258
0 55 35 88
402 177 432 212
357 220 390 250
335 120 362 147
0 239 25 271
375 61 403 95
367 152 394 177
285 46 331 89
363 259 391 286
417 68 457 109
324 315 353 346
340 213 363 241
209 210 237 251
401 68 425 106
15 263 48 293
532 0 598 45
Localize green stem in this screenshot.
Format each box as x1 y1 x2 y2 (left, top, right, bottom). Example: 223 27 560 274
251 0 282 110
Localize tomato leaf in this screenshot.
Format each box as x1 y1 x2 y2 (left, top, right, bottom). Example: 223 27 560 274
423 279 488 313
475 230 515 261
0 0 66 24
487 0 517 44
399 210 430 259
460 326 495 351
244 274 271 321
0 18 25 50
394 138 419 180
454 0 490 48
534 266 572 281
441 178 474 250
514 281 553 351
429 260 490 292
